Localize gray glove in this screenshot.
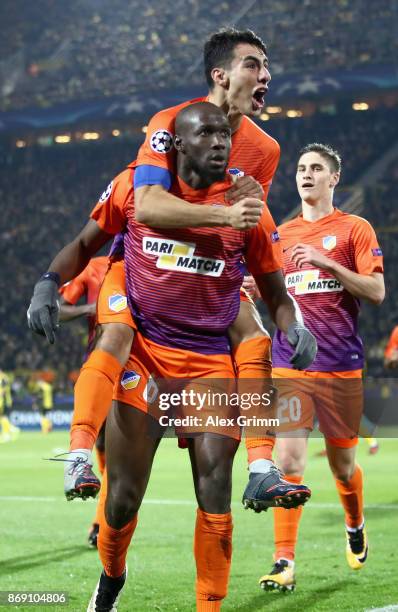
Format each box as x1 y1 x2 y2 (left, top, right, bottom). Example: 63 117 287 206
287 322 317 370
27 275 60 344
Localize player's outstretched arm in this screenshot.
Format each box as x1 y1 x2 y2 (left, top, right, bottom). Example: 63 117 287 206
48 220 112 285
254 270 317 370
27 220 112 343
135 183 263 230
59 298 96 322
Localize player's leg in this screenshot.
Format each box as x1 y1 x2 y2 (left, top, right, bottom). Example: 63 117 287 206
325 438 368 569
0 403 19 442
40 406 53 434
188 434 238 611
66 260 135 500
88 422 107 548
358 414 379 454
259 432 309 592
71 320 134 451
229 295 276 466
88 401 162 611
231 301 311 513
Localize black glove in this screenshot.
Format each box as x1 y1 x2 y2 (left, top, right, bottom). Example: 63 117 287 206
287 322 317 370
27 274 60 344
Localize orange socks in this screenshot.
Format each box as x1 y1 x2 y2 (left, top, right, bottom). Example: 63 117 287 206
273 475 304 561
97 470 138 578
70 349 122 451
95 448 106 475
246 439 274 462
334 464 364 529
98 514 138 578
233 336 275 462
194 509 233 611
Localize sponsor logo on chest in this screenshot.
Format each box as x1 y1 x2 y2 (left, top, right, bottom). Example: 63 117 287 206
143 237 225 277
285 269 343 295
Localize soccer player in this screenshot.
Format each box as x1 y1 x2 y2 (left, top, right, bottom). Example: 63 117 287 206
84 102 316 612
0 370 19 443
384 325 398 368
30 376 54 434
28 28 313 511
59 256 109 546
258 143 384 592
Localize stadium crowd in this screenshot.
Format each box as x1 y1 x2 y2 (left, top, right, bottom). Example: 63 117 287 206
359 158 398 375
0 0 397 110
1 107 397 387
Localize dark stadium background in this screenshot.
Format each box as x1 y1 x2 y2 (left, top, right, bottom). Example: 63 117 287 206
1 0 397 423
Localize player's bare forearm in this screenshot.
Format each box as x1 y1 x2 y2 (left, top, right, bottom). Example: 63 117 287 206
254 270 302 333
59 301 95 322
135 184 229 228
135 185 263 230
291 243 385 305
48 220 112 285
327 262 385 305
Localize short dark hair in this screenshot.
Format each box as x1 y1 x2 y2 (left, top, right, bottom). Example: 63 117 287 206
204 28 267 89
299 143 342 173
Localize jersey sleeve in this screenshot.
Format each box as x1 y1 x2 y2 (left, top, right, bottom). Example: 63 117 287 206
350 217 384 275
244 206 283 275
90 169 133 234
135 108 177 180
385 326 398 359
257 137 280 204
60 270 88 304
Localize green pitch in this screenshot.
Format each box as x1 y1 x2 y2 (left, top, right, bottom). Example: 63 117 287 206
1 433 398 611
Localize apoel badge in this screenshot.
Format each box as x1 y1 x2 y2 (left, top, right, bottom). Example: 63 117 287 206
322 235 337 251
121 371 141 390
108 294 127 312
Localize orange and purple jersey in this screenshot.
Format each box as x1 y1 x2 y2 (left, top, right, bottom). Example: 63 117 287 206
60 256 109 350
134 97 280 207
272 208 383 371
91 167 281 354
385 326 398 359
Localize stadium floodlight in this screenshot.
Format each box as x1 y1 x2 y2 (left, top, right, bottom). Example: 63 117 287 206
15 139 26 148
352 102 369 111
112 129 121 137
142 126 148 133
265 106 282 114
55 135 71 143
83 132 100 140
286 110 303 118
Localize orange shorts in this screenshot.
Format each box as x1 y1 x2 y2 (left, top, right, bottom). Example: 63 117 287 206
273 368 363 448
96 259 136 329
113 332 241 439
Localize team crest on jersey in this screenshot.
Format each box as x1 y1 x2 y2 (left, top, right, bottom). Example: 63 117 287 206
121 370 141 390
286 270 343 295
271 231 280 243
150 129 173 154
99 181 113 203
108 294 127 312
322 235 337 251
143 237 225 277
